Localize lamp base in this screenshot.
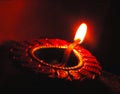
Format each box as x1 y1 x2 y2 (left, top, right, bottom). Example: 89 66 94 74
9 38 102 81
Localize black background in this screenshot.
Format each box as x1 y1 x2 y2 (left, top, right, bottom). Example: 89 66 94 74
0 0 120 94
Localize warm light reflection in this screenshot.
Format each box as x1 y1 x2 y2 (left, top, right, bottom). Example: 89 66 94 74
74 23 87 44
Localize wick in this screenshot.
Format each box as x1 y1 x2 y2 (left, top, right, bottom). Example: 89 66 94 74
60 39 80 66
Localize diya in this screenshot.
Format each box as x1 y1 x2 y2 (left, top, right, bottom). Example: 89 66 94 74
9 23 102 81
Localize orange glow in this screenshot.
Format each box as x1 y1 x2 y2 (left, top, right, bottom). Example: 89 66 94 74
74 23 87 44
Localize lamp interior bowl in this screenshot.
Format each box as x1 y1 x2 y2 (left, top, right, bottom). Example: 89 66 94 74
34 48 79 67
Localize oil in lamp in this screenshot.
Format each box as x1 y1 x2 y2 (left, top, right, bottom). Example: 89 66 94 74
9 23 102 81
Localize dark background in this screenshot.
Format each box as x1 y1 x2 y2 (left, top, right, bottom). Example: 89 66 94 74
0 0 120 94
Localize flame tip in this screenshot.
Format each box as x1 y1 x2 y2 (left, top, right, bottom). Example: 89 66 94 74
74 23 87 44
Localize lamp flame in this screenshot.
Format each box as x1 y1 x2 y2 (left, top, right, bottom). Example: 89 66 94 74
74 23 87 44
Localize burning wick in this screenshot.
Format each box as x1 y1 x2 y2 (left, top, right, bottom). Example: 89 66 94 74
61 23 87 66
